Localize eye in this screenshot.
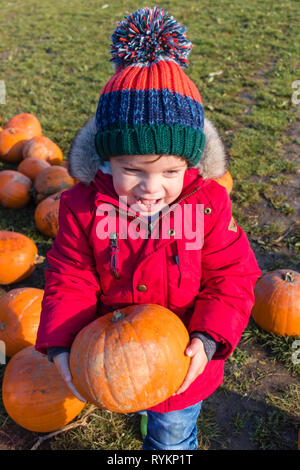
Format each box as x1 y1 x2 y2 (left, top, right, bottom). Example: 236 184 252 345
165 170 179 175
123 168 141 173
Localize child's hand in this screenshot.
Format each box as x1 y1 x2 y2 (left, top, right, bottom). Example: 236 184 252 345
53 352 88 404
173 338 208 395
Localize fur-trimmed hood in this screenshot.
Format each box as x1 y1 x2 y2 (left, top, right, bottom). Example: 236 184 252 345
67 116 228 186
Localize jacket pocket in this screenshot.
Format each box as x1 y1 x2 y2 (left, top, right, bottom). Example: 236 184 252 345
166 241 202 316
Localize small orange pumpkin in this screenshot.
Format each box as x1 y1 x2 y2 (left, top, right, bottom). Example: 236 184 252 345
70 304 191 413
34 191 61 238
0 231 44 285
0 128 29 163
5 113 42 139
252 269 300 336
0 287 44 357
2 346 86 432
213 170 233 194
22 136 63 165
0 170 32 209
34 165 74 202
17 157 51 181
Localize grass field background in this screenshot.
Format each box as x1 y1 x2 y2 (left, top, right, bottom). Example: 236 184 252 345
0 0 299 450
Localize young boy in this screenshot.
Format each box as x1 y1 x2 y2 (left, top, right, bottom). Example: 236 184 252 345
35 7 261 450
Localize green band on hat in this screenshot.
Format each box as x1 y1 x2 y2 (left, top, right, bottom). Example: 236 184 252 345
95 124 205 166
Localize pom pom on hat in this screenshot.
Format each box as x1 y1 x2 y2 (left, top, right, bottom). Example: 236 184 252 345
110 6 193 69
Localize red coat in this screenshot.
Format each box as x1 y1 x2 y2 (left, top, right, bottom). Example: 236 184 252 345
35 164 261 413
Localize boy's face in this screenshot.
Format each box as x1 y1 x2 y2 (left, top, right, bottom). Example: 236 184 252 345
109 154 188 215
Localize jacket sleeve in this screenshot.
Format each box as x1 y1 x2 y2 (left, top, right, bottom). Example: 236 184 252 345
188 183 261 360
35 190 101 355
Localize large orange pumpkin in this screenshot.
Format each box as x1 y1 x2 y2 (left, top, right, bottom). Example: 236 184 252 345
17 157 51 181
0 231 44 285
0 128 29 163
5 113 42 139
252 269 300 336
0 287 44 357
22 136 63 165
2 346 86 432
34 191 61 238
70 304 191 413
213 170 233 194
0 170 32 209
34 165 74 202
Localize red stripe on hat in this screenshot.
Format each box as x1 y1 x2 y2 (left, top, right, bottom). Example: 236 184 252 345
101 61 202 103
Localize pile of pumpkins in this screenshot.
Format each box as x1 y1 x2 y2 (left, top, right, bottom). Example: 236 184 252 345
0 113 85 433
0 113 76 238
0 231 87 432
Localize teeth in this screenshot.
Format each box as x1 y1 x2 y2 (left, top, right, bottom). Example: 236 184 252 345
137 199 158 206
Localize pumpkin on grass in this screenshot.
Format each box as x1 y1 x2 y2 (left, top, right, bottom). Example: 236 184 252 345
5 113 42 139
0 231 44 285
22 136 63 165
0 287 44 357
0 170 32 209
17 157 51 181
252 269 300 336
0 128 29 163
33 165 75 202
213 170 233 194
35 191 61 238
2 346 86 433
70 304 191 413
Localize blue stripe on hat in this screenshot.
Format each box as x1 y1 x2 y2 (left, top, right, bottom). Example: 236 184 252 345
96 89 204 132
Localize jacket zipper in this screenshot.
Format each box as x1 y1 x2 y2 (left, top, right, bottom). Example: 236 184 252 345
106 185 201 278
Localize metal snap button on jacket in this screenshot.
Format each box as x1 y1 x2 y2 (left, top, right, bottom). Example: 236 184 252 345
137 284 147 292
204 207 212 215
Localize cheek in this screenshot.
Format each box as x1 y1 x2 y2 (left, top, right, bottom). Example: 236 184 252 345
112 174 135 196
165 177 185 198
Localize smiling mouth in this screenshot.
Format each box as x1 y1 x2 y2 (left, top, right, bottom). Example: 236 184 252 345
137 198 160 206
133 198 162 211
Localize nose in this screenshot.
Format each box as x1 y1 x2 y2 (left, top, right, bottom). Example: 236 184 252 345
139 174 161 196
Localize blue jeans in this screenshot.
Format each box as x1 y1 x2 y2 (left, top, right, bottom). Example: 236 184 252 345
142 401 202 450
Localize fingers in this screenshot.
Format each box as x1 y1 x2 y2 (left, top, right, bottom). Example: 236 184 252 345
53 352 88 404
173 338 208 395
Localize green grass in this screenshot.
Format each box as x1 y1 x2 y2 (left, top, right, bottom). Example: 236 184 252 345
0 0 299 450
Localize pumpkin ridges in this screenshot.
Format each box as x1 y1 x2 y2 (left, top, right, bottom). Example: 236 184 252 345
0 170 32 209
70 304 190 413
105 318 143 408
0 231 44 285
5 113 42 139
17 157 51 181
252 269 300 336
22 136 63 165
0 288 44 357
34 191 61 238
34 166 74 202
0 128 29 163
2 346 86 432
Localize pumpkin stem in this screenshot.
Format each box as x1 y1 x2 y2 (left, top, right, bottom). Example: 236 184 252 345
112 310 126 322
34 254 45 265
284 271 295 282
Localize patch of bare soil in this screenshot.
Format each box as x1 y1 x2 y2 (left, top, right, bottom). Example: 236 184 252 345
204 339 299 450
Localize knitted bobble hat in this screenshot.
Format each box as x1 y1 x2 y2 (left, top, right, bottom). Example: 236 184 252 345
95 6 205 166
